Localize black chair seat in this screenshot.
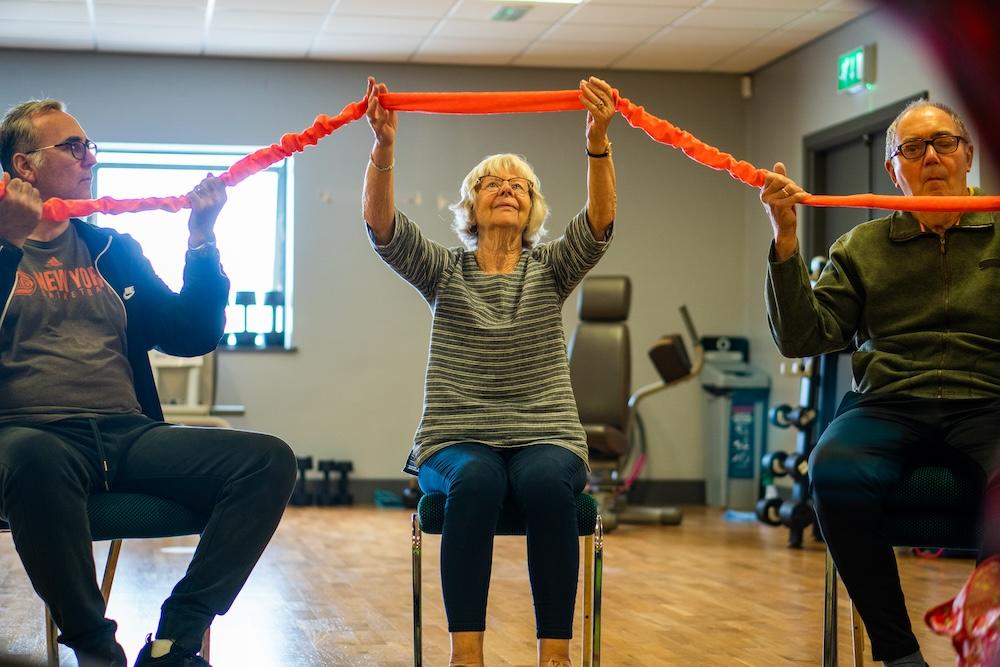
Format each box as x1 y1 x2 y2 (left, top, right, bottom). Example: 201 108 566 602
1 493 207 541
416 492 598 536
884 464 981 549
87 493 208 542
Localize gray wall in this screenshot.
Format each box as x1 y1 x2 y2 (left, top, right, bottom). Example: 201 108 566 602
0 49 749 482
743 7 998 459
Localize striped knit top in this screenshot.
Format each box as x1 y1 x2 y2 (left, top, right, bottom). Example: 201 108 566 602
371 208 612 474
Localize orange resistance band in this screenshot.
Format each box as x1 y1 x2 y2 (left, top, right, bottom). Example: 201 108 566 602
3 89 998 221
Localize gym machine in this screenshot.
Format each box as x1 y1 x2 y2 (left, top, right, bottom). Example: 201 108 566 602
588 306 704 531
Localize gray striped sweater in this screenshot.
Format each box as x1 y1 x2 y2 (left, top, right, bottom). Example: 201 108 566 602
371 208 612 473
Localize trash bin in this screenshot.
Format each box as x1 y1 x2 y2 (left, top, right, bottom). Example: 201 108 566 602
700 336 771 510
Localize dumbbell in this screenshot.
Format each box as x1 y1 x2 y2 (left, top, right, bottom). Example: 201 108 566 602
333 460 354 505
290 456 314 506
769 404 793 428
778 499 814 530
316 459 338 506
783 453 810 481
762 451 789 477
755 497 783 526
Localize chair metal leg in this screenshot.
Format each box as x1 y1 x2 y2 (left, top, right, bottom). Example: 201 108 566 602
851 601 865 667
44 607 59 666
582 533 594 667
201 626 211 662
592 515 604 667
101 539 124 603
412 513 422 667
823 549 838 667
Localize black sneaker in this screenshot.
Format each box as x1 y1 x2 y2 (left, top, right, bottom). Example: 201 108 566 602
132 635 211 667
75 638 127 667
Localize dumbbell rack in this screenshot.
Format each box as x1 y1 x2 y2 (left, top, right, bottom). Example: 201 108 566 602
756 352 840 548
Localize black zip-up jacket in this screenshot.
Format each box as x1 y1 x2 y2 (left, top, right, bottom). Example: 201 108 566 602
0 219 230 420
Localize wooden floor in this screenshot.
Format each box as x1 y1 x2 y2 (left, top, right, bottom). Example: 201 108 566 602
0 506 971 666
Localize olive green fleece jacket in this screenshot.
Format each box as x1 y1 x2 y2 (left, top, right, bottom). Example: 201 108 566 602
765 188 1000 399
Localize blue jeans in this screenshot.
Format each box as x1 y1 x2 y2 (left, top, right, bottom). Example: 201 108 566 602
418 443 587 638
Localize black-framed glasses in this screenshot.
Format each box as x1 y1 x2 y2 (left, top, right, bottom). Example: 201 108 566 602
891 134 965 160
476 175 532 196
26 139 98 161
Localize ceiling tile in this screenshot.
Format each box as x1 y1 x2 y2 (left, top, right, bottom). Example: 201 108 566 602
513 40 632 68
205 29 312 57
709 0 827 8
96 26 201 54
309 33 422 60
211 8 326 32
819 0 873 11
0 1 88 22
435 18 552 40
614 44 727 70
545 22 660 43
214 0 332 9
0 21 93 50
587 0 701 6
94 4 204 27
647 26 769 47
323 15 437 36
706 27 818 71
333 0 456 19
94 0 203 5
564 4 689 25
615 25 770 70
413 35 534 65
449 0 574 22
707 42 796 72
782 9 860 32
675 6 803 30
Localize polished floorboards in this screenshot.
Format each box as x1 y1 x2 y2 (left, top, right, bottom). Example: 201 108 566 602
0 506 972 666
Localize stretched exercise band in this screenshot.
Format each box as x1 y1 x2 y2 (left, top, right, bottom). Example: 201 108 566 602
2 87 998 221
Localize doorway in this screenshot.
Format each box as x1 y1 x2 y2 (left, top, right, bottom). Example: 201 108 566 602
801 93 926 422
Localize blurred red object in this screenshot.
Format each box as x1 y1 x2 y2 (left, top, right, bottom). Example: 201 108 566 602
879 0 1000 161
926 555 1000 666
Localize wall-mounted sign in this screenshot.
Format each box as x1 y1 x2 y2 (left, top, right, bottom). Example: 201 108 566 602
837 44 876 94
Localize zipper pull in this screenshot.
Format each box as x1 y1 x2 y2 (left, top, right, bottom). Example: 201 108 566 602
103 460 110 491
939 236 946 254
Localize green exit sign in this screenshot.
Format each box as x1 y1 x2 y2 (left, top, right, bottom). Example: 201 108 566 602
837 44 876 93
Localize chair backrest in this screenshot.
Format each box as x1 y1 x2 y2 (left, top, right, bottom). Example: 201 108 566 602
567 276 631 433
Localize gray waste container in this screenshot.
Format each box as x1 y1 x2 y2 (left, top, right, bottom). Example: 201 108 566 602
700 337 770 510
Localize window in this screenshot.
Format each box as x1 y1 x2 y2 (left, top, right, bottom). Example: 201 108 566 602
93 144 292 348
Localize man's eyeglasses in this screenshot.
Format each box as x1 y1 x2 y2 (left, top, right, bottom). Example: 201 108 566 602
476 175 532 196
26 139 98 161
891 134 965 160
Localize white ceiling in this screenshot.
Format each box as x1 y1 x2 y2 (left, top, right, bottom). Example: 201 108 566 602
0 0 872 73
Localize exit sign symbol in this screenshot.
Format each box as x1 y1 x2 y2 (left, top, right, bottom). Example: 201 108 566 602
838 45 876 93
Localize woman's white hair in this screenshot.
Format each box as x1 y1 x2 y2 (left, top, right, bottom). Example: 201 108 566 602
449 153 550 251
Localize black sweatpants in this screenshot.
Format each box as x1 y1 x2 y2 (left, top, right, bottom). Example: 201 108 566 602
809 393 1000 662
0 414 296 660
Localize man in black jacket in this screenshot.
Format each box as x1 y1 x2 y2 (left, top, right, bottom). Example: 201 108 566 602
0 99 296 667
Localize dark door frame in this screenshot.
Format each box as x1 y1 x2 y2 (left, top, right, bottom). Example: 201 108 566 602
801 91 927 255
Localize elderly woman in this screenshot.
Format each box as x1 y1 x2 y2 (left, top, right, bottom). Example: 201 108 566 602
363 75 616 667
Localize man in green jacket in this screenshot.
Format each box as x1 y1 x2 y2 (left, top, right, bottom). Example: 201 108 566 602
760 100 999 667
